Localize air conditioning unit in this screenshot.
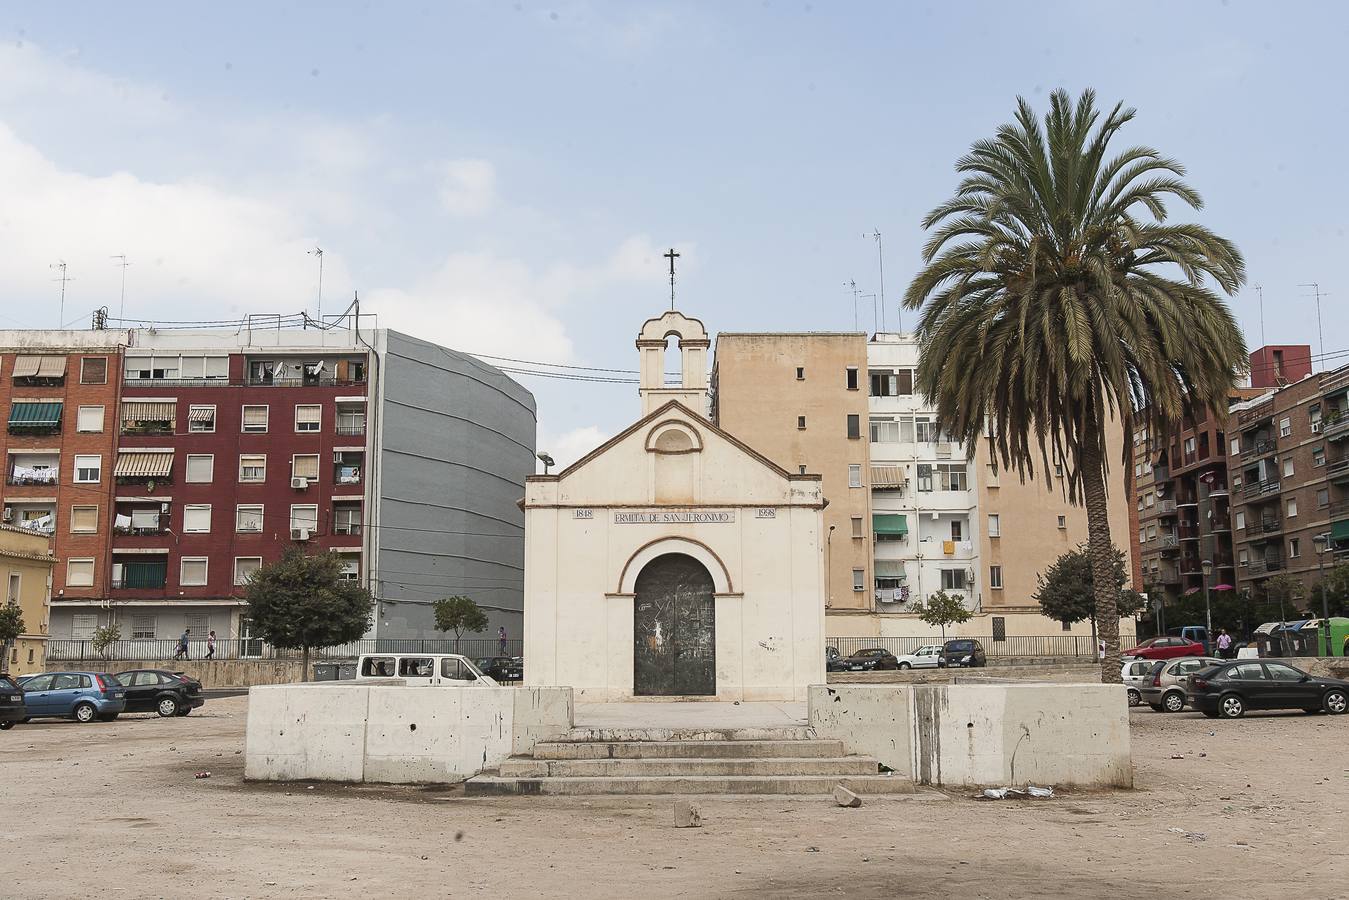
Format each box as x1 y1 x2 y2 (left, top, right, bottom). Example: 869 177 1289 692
1312 421 1323 434
1 507 11 522
290 477 310 490
291 528 311 541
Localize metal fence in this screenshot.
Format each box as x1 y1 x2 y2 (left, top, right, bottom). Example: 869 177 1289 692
827 634 1136 659
47 637 524 663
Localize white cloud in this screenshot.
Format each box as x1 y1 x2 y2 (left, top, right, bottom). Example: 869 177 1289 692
437 158 496 216
536 424 612 471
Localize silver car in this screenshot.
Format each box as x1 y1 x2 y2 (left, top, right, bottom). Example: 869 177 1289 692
1121 658 1155 707
1141 656 1225 712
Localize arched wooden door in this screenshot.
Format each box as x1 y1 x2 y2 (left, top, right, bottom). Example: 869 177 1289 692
633 553 716 696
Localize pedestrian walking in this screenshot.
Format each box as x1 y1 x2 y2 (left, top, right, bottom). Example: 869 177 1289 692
205 629 217 659
174 628 190 660
498 626 508 655
1216 628 1233 659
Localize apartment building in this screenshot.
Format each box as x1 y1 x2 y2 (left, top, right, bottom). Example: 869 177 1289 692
1 523 54 675
709 333 872 615
713 330 1132 638
0 326 535 646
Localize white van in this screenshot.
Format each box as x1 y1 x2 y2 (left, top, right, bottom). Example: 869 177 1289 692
355 653 498 687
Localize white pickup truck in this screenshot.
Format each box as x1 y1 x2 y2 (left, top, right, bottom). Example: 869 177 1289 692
355 653 499 687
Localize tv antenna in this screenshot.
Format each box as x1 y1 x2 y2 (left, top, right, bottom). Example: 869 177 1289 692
1299 282 1327 372
111 255 130 323
844 279 861 331
309 247 325 325
1253 284 1264 350
50 260 73 328
864 230 888 331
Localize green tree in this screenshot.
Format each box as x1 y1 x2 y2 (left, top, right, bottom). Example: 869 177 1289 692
433 596 489 652
912 590 973 640
1034 545 1145 640
1262 573 1305 621
0 605 24 673
904 89 1246 682
91 623 122 661
242 548 374 677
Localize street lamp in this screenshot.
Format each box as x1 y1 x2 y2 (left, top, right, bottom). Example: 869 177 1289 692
1313 533 1330 656
1201 558 1214 654
536 452 555 475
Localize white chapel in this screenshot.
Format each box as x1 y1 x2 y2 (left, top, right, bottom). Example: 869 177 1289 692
521 310 826 702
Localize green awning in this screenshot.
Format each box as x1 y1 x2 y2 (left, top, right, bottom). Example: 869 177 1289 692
873 514 909 536
7 401 62 427
1331 519 1349 542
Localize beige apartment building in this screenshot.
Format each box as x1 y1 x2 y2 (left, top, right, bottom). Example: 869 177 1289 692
710 333 873 617
2 523 54 675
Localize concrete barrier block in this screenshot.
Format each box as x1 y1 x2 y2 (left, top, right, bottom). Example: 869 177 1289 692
807 684 914 778
511 687 574 755
363 687 463 783
244 684 368 782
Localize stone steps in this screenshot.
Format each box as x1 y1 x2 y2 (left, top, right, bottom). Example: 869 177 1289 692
533 739 846 760
464 773 915 796
556 725 818 743
499 755 879 778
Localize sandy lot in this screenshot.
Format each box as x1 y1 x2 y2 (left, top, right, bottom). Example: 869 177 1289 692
1 696 1345 899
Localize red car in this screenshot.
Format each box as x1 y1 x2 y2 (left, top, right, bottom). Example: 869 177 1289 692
1123 636 1206 660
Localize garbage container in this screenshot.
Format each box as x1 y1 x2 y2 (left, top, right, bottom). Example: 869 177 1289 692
337 662 357 681
311 663 338 682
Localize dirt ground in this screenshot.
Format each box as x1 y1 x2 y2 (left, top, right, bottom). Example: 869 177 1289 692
1 697 1345 899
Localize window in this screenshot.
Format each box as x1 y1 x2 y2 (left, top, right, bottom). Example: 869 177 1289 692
915 418 940 443
1282 458 1294 478
797 415 807 430
940 569 967 591
335 405 367 435
1289 538 1300 559
1235 511 1246 530
916 464 933 492
1062 620 1073 632
848 464 862 488
1279 416 1292 438
1286 498 1298 518
236 505 264 533
1265 662 1307 682
1057 515 1067 529
183 505 212 533
1134 462 1142 477
292 454 320 480
239 455 266 482
1230 662 1267 681
1146 524 1157 540
333 505 362 535
846 414 860 439
987 514 1000 537
1238 549 1249 567
1230 436 1241 456
73 455 101 483
850 516 864 538
130 615 157 640
290 505 319 532
845 368 858 390
178 356 229 380
950 520 963 541
234 557 262 585
241 405 268 433
80 357 107 384
70 505 98 533
920 464 968 491
989 565 1003 589
1145 492 1155 507
66 558 95 587
869 371 902 396
188 405 216 433
184 454 214 483
76 405 104 432
869 418 900 443
6 573 18 605
795 366 804 380
798 465 807 474
1313 447 1326 467
851 568 865 591
295 404 322 432
123 355 179 380
1317 488 1330 509
896 369 913 394
1183 437 1196 454
180 558 208 586
1137 494 1144 510
71 614 97 641
185 613 211 637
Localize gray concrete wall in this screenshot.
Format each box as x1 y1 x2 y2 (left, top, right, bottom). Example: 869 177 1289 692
371 331 536 640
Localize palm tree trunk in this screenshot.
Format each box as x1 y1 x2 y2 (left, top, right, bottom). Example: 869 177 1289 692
1081 435 1122 684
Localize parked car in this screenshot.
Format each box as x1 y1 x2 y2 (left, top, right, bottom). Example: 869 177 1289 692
1167 626 1210 652
1139 656 1224 712
13 671 126 723
837 648 900 672
894 644 945 670
356 653 498 686
1122 636 1205 661
115 669 206 717
1120 658 1158 707
475 656 524 682
825 646 845 671
0 675 25 729
1187 660 1349 719
938 639 987 668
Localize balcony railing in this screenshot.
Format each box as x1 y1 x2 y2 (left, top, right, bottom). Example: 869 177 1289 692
1241 438 1277 459
113 525 168 536
1237 398 1275 426
1243 480 1281 499
1158 533 1179 548
1177 496 1199 507
1157 499 1177 515
335 423 367 436
1247 557 1284 576
1329 499 1349 520
1259 517 1282 533
1327 458 1349 481
246 376 367 388
6 471 58 486
1325 414 1349 440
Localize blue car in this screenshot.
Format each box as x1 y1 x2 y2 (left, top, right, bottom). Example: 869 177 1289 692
14 671 127 723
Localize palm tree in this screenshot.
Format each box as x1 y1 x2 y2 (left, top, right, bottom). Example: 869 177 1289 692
903 89 1247 682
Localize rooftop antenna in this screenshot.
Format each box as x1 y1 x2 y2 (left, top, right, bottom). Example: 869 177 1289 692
1253 284 1265 350
845 279 860 331
663 247 680 310
860 292 878 335
309 247 324 326
110 255 129 323
1299 282 1326 372
50 260 73 328
864 230 887 331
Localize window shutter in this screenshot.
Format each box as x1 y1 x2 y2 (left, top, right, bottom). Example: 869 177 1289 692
293 455 320 479
243 406 268 428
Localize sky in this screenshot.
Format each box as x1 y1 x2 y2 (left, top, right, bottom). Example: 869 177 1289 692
2 1 1346 467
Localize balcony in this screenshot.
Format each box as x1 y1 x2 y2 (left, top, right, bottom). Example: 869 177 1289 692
1207 482 1230 498
1237 397 1274 427
6 468 58 487
334 464 362 486
1247 557 1284 577
1326 411 1349 441
1157 499 1178 516
1157 532 1179 549
1328 458 1349 483
1329 499 1349 520
1179 558 1202 576
335 422 367 437
1178 523 1200 541
1211 517 1232 533
1177 496 1199 508
1243 480 1281 500
1241 438 1277 460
